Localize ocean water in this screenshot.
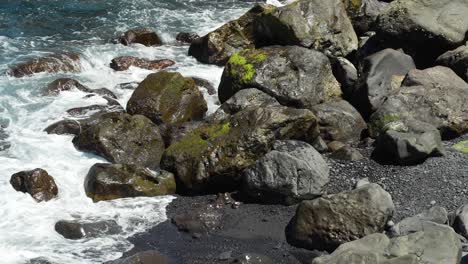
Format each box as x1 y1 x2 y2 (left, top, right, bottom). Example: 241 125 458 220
0 1 272 263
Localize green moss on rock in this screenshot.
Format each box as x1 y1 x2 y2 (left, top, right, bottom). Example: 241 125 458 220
453 141 468 154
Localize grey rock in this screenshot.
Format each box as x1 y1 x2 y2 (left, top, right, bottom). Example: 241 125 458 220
395 206 448 236
343 0 389 35
330 57 358 100
436 45 468 82
243 140 329 204
453 204 468 239
330 146 364 161
44 119 81 135
176 32 200 44
55 219 122 240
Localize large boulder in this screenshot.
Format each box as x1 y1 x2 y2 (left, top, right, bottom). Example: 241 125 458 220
55 219 122 239
110 56 175 71
10 168 58 202
373 120 444 165
312 222 462 264
436 45 468 82
161 106 319 193
394 206 448 236
286 183 394 251
254 0 358 57
119 28 162 47
369 66 468 139
126 72 207 125
8 53 81 78
218 46 341 109
352 48 416 119
73 113 165 169
375 0 468 67
84 163 175 202
188 4 271 66
342 0 389 35
312 100 367 143
243 140 329 204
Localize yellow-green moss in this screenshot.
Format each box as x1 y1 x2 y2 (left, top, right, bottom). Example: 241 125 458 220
453 141 468 154
228 49 269 83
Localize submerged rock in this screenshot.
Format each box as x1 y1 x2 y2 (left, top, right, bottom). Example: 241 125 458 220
188 4 271 65
44 119 82 135
243 140 329 204
254 0 358 57
161 106 318 193
45 78 117 99
73 113 165 169
55 219 122 239
218 46 341 109
126 72 207 125
110 56 175 71
84 163 176 202
8 53 81 78
176 32 199 44
10 168 58 202
119 28 162 47
286 183 394 251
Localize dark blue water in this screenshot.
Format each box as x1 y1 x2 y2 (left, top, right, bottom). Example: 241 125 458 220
0 1 258 263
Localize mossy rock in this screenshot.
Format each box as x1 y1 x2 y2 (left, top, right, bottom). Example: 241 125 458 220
85 163 176 202
161 106 319 193
127 71 207 125
453 141 468 154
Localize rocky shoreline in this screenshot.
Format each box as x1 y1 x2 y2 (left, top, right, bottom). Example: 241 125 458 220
5 0 468 263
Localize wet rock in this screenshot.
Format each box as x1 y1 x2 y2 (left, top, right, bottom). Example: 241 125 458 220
65 97 124 117
254 0 358 57
45 78 117 99
436 45 468 82
161 105 319 193
8 53 81 78
27 258 55 264
243 140 329 204
55 219 122 239
312 100 367 143
330 145 364 161
369 66 468 139
218 46 341 109
188 4 271 65
44 119 81 135
126 71 207 125
286 183 394 251
373 120 444 165
84 163 175 202
119 28 162 47
110 56 175 71
105 250 169 264
10 168 58 202
0 118 10 151
352 49 416 119
116 82 139 90
191 77 216 95
160 121 203 148
176 32 199 44
231 253 274 264
342 0 388 35
394 206 448 236
73 112 165 169
375 0 468 67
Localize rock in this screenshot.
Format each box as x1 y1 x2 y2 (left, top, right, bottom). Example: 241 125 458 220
176 32 200 44
84 163 175 202
119 28 162 47
161 106 319 193
116 82 139 90
218 46 341 109
286 183 394 251
395 206 448 236
330 146 364 161
254 0 358 57
73 113 165 169
342 0 388 35
160 121 203 148
110 56 175 71
0 123 10 151
191 77 216 95
26 258 55 264
105 250 169 264
55 219 122 239
312 100 367 143
243 140 329 204
312 223 462 264
327 141 346 152
188 4 270 65
92 88 117 99
126 72 207 125
172 203 223 235
369 66 468 139
330 57 358 100
453 141 468 154
10 168 58 202
373 120 444 165
231 253 274 264
66 97 124 117
44 119 82 135
436 45 468 82
8 53 81 78
453 204 468 239
45 78 117 99
212 88 279 121
352 49 416 119
311 136 328 153
375 0 468 67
